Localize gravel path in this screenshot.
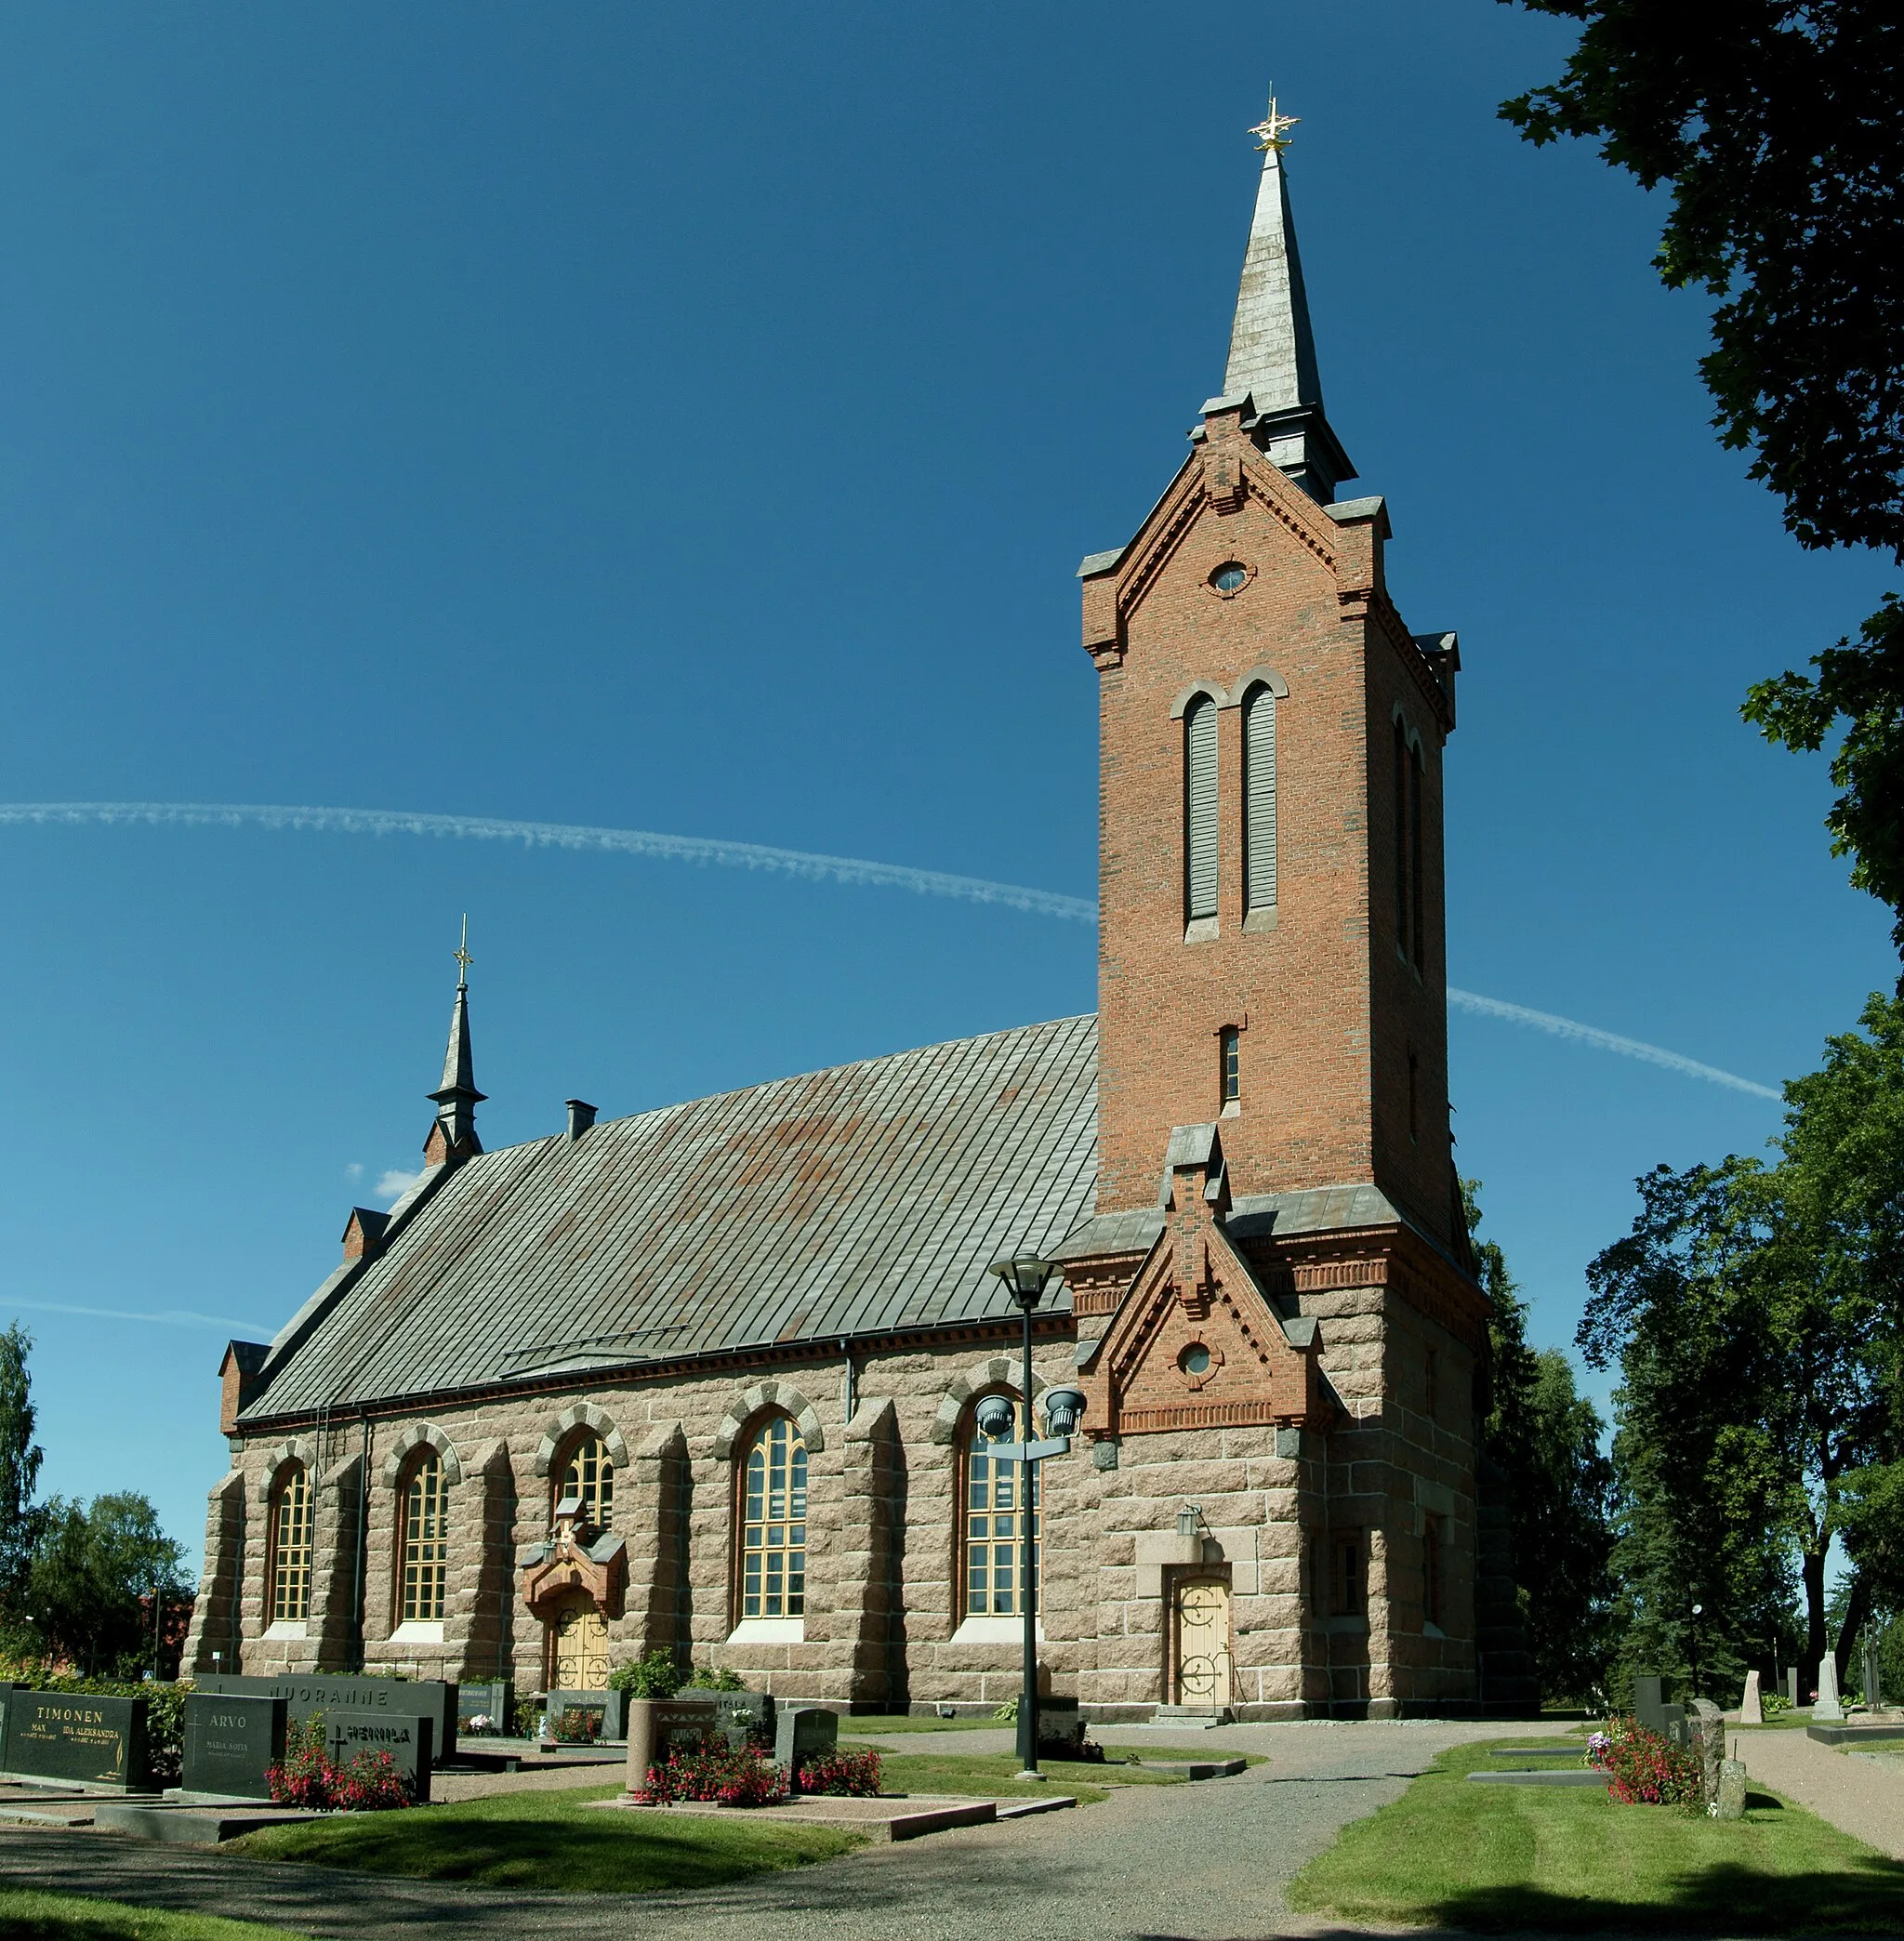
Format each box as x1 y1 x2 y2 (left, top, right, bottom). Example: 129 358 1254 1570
1735 1728 1904 1860
0 1720 1565 1941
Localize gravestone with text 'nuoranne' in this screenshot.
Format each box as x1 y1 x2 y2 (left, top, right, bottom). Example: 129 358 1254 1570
324 1710 432 1802
0 1692 150 1790
180 1693 286 1801
194 1673 456 1765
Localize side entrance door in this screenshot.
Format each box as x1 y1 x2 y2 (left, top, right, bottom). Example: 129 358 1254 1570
548 1591 610 1690
1172 1575 1233 1706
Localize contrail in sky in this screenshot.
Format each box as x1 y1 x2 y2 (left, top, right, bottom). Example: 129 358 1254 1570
5 1296 271 1333
1 799 1780 1101
1446 988 1780 1100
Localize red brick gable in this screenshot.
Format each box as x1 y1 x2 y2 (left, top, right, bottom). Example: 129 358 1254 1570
1075 1133 1329 1439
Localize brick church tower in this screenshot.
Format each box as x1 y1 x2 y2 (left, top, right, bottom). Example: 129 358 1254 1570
1079 120 1461 1247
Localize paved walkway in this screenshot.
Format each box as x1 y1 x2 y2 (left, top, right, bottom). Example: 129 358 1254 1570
0 1719 1567 1941
1735 1727 1904 1860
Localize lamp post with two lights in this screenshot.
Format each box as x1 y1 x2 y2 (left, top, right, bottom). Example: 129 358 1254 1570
985 1253 1087 1780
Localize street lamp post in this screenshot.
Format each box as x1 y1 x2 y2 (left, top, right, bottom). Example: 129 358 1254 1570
987 1254 1087 1781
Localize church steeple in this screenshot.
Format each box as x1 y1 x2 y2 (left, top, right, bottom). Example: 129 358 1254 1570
425 917 485 1164
1211 93 1353 504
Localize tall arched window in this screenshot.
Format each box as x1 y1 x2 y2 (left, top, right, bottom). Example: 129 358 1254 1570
558 1433 615 1527
1242 683 1276 913
1394 718 1425 966
962 1398 1038 1618
740 1416 807 1619
269 1464 311 1624
1183 693 1218 924
400 1450 450 1623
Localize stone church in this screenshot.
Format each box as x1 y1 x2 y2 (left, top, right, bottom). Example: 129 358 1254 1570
185 112 1499 1721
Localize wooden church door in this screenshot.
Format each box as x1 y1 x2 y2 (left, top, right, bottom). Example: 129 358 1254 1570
1172 1576 1233 1705
549 1591 610 1690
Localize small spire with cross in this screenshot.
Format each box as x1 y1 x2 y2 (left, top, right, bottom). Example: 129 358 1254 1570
453 913 473 990
1248 90 1300 155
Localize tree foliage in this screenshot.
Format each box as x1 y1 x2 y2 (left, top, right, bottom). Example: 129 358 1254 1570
1468 1182 1616 1701
1581 993 1904 1691
21 1493 189 1679
0 1326 44 1604
1501 3 1904 944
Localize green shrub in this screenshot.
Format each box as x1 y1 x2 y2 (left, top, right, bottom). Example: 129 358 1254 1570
1761 1689 1792 1716
608 1648 684 1699
683 1665 747 1692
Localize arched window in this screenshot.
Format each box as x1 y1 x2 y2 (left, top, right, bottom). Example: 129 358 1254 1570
1242 683 1276 913
1394 718 1425 966
740 1416 807 1619
557 1433 615 1527
400 1449 450 1623
962 1397 1038 1618
1183 693 1218 924
269 1464 311 1624
1423 1518 1443 1630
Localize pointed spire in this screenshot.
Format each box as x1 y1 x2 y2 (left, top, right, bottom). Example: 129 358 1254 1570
425 915 485 1163
1210 91 1353 504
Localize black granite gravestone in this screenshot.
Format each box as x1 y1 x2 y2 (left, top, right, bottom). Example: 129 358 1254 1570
456 1682 514 1734
709 1689 774 1750
1 1692 149 1789
194 1674 456 1765
545 1687 625 1740
324 1710 433 1802
180 1693 286 1801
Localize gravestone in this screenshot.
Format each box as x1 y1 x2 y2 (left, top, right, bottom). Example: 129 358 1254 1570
624 1694 718 1793
1739 1670 1763 1726
180 1694 286 1802
1689 1698 1725 1809
545 1687 625 1741
1633 1675 1685 1739
1814 1654 1845 1722
1786 1666 1799 1706
1863 1637 1883 1711
1714 1758 1747 1820
1037 1698 1085 1752
457 1682 513 1735
708 1689 774 1750
774 1705 838 1793
0 1692 149 1790
324 1710 432 1802
194 1673 456 1765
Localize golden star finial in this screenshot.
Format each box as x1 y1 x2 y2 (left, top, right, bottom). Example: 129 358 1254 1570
1249 95 1300 154
453 913 473 986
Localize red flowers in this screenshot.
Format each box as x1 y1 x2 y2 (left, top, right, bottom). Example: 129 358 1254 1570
1590 1716 1704 1808
265 1716 414 1811
796 1748 882 1796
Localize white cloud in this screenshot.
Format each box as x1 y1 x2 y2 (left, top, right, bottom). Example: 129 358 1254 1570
375 1168 422 1203
344 1161 364 1182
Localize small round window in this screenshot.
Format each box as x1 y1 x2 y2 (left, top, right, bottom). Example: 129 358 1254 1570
1179 1343 1212 1376
1211 562 1249 594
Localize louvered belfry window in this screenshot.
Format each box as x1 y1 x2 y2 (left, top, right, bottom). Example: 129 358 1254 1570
401 1450 450 1622
270 1464 311 1623
742 1416 807 1618
1183 694 1219 923
1242 684 1277 913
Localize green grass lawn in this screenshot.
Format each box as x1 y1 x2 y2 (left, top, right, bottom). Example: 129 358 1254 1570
1289 1738 1904 1934
853 1747 1214 1805
0 1889 311 1941
835 1712 1000 1733
229 1784 863 1894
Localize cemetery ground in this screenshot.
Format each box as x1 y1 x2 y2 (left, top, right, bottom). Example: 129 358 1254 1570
1289 1736 1904 1934
0 1886 308 1941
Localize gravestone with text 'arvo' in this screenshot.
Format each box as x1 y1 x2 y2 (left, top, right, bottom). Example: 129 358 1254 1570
180 1693 287 1802
0 1691 150 1790
193 1674 456 1765
325 1710 433 1802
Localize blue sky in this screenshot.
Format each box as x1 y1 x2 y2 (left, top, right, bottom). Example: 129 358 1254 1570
0 1 1893 1568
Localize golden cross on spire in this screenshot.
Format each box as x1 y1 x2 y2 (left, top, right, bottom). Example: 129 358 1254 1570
1249 93 1300 154
453 913 472 986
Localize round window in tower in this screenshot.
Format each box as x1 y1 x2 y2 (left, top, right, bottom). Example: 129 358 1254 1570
1210 561 1250 596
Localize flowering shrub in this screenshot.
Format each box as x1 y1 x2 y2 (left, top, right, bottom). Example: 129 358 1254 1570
1761 1690 1792 1717
796 1748 882 1796
266 1714 414 1811
550 1706 604 1743
1589 1717 1704 1808
635 1729 788 1808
